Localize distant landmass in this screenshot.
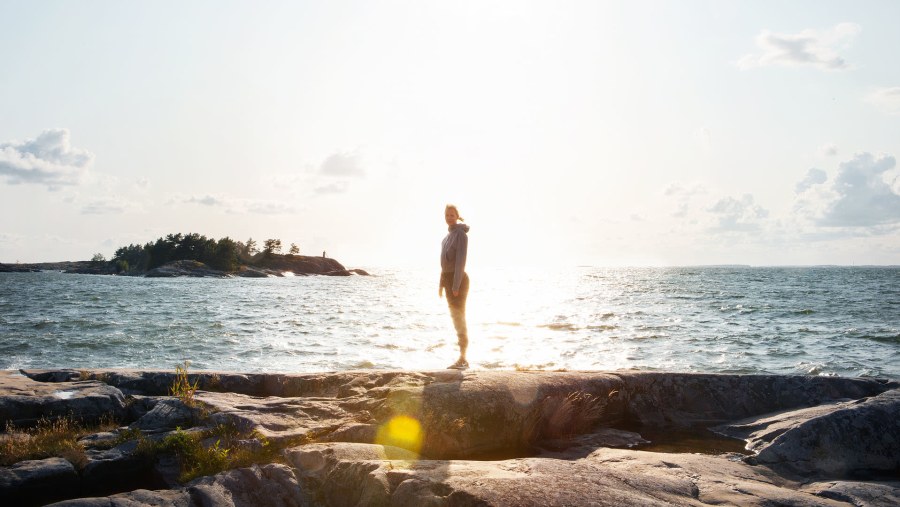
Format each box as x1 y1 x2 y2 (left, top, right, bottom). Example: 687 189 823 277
0 232 369 277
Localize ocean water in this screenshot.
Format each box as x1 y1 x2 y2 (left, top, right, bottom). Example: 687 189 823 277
0 266 898 379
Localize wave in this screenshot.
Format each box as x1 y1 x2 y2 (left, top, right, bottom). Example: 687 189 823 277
538 323 579 332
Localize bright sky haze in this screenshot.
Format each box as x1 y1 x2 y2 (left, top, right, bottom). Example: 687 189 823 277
2 0 899 268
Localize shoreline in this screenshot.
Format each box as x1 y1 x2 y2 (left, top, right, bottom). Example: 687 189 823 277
2 368 898 506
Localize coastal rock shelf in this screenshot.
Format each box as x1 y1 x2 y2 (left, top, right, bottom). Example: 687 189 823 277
1 369 898 506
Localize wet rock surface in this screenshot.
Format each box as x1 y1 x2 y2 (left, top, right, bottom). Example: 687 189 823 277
1 369 898 506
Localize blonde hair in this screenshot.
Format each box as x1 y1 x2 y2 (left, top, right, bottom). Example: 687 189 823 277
445 204 464 222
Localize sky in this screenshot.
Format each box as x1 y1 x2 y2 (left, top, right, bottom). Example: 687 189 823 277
1 0 899 269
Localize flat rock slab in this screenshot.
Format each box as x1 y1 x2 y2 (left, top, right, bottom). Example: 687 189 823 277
716 389 900 479
0 371 126 426
197 391 356 444
286 442 883 506
46 463 306 507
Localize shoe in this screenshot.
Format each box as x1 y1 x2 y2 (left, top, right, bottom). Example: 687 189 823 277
447 359 469 370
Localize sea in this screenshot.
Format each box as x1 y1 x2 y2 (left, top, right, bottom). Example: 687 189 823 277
1 266 898 379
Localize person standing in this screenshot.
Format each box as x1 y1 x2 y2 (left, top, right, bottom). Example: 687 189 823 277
440 204 470 369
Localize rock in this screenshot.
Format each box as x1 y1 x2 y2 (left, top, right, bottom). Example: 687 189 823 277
237 267 277 277
198 390 353 444
536 427 650 458
802 480 900 507
285 443 418 506
256 255 347 276
0 371 127 427
186 463 308 506
348 268 371 276
620 372 893 428
0 263 41 272
20 369 83 383
287 442 856 506
144 260 230 278
4 369 898 506
80 440 159 496
46 488 193 506
746 389 900 478
79 369 268 397
130 398 196 432
0 457 80 505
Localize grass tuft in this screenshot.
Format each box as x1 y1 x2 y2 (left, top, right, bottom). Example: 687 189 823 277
523 389 618 443
0 415 119 468
154 424 282 482
170 361 200 407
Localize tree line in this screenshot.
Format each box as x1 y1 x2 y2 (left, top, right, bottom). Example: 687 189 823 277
111 233 301 274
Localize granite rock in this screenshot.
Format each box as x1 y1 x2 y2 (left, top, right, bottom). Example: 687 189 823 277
0 372 127 427
2 369 898 506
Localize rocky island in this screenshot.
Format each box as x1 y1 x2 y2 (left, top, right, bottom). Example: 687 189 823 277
0 233 370 278
1 369 897 506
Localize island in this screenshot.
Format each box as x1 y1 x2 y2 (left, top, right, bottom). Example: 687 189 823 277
0 233 370 277
1 368 897 506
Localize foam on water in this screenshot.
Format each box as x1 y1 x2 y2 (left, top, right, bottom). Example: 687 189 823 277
0 266 897 378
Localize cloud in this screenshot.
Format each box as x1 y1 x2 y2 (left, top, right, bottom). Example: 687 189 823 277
817 153 900 227
736 23 860 71
664 183 707 218
320 150 364 177
795 168 828 193
707 194 768 231
865 87 900 115
818 143 838 157
244 200 297 215
186 194 226 207
0 129 94 189
81 197 129 215
314 181 350 195
181 194 297 215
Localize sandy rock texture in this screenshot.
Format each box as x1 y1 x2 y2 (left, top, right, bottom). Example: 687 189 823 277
1 368 897 506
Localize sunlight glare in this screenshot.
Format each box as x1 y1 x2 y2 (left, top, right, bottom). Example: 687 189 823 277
375 415 423 455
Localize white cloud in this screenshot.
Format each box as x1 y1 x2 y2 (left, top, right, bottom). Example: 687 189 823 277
186 194 226 207
795 168 828 193
244 200 297 215
0 129 94 189
707 194 768 231
314 181 350 195
865 87 900 115
736 23 860 71
817 153 900 227
818 143 838 157
181 194 297 215
320 150 364 177
81 196 130 215
664 183 708 218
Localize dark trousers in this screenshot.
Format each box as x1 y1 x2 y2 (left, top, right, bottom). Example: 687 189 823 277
440 272 469 350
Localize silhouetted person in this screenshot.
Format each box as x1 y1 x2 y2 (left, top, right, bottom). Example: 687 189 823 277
439 204 470 369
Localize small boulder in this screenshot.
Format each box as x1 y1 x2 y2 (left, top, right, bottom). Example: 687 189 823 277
0 457 79 505
129 398 196 432
186 463 308 506
753 389 900 478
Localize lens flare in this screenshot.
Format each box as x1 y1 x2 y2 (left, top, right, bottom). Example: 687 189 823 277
375 415 423 455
